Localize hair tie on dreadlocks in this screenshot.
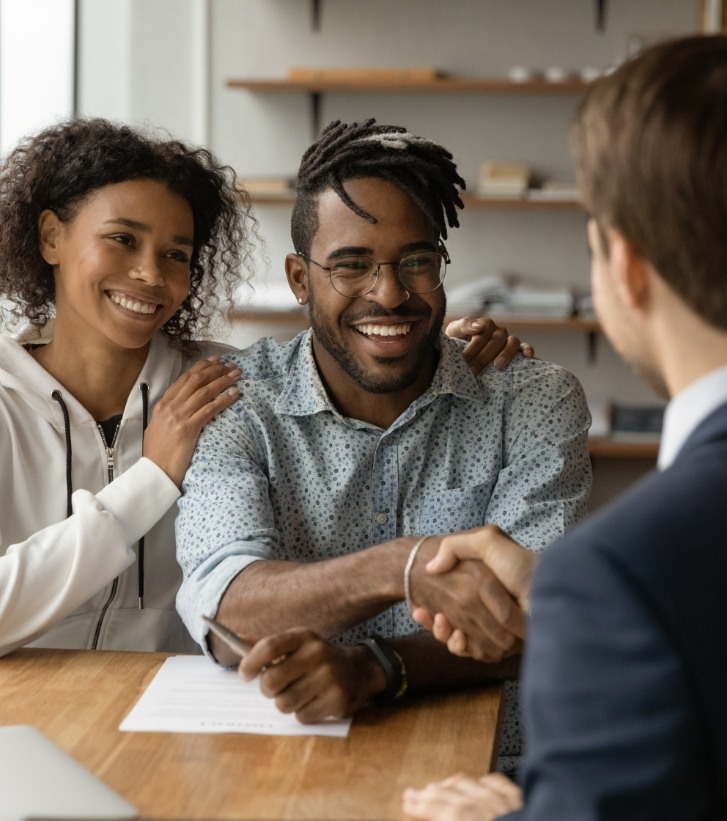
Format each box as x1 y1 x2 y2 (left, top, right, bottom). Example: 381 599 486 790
291 118 466 256
360 132 415 150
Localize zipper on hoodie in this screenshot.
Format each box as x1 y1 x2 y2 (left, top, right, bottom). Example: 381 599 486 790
91 420 122 649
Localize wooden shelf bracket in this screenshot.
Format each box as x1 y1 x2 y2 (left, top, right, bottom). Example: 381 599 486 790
311 0 322 31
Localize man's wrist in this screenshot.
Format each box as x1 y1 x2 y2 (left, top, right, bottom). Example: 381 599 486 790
358 635 408 704
404 536 429 611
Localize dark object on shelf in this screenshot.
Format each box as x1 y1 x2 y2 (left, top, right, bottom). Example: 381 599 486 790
610 404 665 436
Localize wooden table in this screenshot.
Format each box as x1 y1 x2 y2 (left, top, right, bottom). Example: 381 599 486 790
0 649 504 820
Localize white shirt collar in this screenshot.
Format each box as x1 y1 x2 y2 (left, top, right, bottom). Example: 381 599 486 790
658 363 727 470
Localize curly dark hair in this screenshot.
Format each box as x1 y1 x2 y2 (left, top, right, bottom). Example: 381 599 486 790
291 118 466 256
0 117 257 353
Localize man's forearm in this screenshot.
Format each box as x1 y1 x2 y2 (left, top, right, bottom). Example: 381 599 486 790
212 536 416 664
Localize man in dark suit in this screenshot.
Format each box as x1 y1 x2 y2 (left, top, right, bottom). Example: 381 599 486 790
402 34 727 820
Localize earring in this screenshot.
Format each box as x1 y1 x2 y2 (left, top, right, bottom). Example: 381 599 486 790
297 297 306 305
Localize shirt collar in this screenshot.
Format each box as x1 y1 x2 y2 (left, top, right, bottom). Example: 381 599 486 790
275 330 482 424
658 363 727 470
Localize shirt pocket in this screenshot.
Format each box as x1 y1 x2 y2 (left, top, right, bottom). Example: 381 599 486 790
417 479 495 535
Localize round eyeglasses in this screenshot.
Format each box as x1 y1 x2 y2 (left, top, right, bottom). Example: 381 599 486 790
296 245 449 298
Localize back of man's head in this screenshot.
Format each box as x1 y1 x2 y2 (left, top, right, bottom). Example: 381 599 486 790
571 34 727 330
291 119 466 256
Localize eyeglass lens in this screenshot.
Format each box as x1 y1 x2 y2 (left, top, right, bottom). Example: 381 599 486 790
329 252 446 297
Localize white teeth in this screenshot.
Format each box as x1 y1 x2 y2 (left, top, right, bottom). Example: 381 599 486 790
356 323 411 337
110 293 157 315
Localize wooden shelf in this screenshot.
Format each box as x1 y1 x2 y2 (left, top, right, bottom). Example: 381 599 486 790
228 308 308 324
226 310 657 461
486 316 598 332
227 74 589 135
228 308 598 333
462 194 582 210
226 77 589 94
588 438 659 460
247 191 583 211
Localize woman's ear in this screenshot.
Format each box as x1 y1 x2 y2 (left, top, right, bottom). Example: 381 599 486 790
38 210 62 266
285 253 309 306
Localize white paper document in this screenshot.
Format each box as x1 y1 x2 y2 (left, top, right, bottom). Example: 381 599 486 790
119 655 351 737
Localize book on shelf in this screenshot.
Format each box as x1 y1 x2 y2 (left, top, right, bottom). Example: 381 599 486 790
287 66 446 83
610 403 665 437
588 400 664 442
476 162 531 197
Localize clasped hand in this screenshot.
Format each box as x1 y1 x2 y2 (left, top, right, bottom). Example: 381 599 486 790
409 526 537 662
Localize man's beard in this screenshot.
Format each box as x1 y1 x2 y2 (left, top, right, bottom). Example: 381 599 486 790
308 293 446 395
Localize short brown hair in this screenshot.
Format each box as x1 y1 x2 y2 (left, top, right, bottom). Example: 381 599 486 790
571 35 727 329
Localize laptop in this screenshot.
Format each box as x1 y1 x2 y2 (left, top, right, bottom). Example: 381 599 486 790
0 724 138 821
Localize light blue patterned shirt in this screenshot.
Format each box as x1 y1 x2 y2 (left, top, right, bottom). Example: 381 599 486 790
176 330 592 763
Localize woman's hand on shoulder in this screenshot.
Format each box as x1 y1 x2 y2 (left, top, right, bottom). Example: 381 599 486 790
143 356 241 487
445 316 534 376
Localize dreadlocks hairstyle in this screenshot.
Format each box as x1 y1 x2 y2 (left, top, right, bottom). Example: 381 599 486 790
0 117 259 355
291 119 466 256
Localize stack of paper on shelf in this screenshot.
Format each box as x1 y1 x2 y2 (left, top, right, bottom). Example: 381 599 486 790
500 284 575 318
446 275 511 315
527 180 580 201
587 398 611 439
447 273 574 318
574 289 595 319
477 162 531 197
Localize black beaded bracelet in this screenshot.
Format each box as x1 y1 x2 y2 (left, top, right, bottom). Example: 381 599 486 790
359 635 408 704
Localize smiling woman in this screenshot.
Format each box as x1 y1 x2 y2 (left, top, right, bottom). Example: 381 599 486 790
36 179 196 372
0 117 256 656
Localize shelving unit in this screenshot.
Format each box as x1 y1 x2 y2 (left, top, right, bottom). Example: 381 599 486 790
588 439 659 460
245 191 583 211
226 76 589 94
226 75 590 134
224 27 669 478
227 306 656 462
228 307 598 334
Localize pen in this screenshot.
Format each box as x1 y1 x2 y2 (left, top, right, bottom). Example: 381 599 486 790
202 615 253 659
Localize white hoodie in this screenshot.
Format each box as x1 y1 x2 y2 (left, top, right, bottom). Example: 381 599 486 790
0 322 232 656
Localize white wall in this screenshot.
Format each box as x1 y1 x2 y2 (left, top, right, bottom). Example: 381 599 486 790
0 0 75 155
209 0 696 297
77 0 210 145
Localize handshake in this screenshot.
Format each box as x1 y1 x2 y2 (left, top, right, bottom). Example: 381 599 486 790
407 525 538 662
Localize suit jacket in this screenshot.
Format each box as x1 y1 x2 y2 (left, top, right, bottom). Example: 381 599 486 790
505 401 727 820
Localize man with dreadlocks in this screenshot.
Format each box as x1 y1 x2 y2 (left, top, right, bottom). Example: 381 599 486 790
176 119 591 771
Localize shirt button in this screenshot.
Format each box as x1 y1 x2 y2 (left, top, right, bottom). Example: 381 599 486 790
375 512 388 525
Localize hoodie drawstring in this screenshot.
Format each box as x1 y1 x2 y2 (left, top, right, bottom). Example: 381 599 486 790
52 390 73 518
137 382 150 610
52 384 151 612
